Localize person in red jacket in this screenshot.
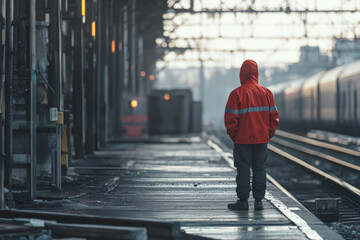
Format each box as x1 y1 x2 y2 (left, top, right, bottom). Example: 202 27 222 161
225 59 279 211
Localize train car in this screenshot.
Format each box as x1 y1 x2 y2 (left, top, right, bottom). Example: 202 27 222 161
269 60 360 136
284 79 305 122
338 61 360 126
301 72 324 123
268 82 290 121
147 89 194 135
120 96 148 137
318 66 344 126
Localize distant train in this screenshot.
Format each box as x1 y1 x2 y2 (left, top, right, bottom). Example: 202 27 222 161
120 89 202 136
270 60 360 136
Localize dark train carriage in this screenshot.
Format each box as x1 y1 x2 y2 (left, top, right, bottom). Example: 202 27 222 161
318 66 344 126
268 82 289 121
338 61 360 127
268 61 360 136
301 72 324 123
147 89 202 135
284 79 304 122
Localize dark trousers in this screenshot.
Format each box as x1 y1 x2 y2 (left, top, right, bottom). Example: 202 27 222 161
233 143 267 201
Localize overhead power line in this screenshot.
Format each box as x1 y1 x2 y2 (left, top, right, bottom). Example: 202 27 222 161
168 7 359 14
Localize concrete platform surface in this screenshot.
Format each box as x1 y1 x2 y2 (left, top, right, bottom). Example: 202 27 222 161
24 136 343 240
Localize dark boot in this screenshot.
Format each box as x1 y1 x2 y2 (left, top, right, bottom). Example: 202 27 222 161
254 200 263 210
228 200 249 210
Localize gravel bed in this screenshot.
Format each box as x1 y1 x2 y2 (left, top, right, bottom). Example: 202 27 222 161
329 223 360 240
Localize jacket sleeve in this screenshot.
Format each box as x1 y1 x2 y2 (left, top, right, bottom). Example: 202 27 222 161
224 91 240 141
268 91 279 139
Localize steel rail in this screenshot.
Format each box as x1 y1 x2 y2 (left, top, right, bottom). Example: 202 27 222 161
268 144 360 198
271 137 360 172
266 173 305 208
275 130 360 157
163 36 356 40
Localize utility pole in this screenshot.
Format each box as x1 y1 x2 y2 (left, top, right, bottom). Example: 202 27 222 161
73 0 85 158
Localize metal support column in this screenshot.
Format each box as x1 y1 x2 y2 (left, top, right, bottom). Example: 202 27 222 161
118 8 125 135
199 59 205 103
4 0 14 190
126 6 132 94
85 43 95 154
96 0 102 149
84 0 96 154
102 0 109 144
48 0 62 191
114 2 122 135
0 114 4 208
0 0 4 208
73 21 85 159
55 0 63 190
130 0 137 95
109 0 116 137
199 59 205 128
29 0 37 201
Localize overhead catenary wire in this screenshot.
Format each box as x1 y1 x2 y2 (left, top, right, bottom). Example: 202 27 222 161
160 0 360 67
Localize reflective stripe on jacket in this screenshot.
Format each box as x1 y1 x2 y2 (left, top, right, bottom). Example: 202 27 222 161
224 59 279 144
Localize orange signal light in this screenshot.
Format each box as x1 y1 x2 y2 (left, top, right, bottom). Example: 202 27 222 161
81 0 86 16
130 99 138 108
91 21 96 37
140 71 146 77
111 40 115 53
149 74 155 81
163 93 170 101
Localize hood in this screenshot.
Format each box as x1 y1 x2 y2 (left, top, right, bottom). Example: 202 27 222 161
239 59 258 85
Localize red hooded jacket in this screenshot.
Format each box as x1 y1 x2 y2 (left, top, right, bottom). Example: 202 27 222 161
224 60 279 144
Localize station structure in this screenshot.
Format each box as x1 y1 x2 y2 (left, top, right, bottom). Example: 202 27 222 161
0 0 358 239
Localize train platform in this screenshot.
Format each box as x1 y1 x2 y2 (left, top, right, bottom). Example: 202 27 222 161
11 134 344 240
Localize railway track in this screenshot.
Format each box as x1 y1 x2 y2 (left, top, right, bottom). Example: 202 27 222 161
208 126 360 229
275 130 360 157
270 136 360 189
270 137 360 171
